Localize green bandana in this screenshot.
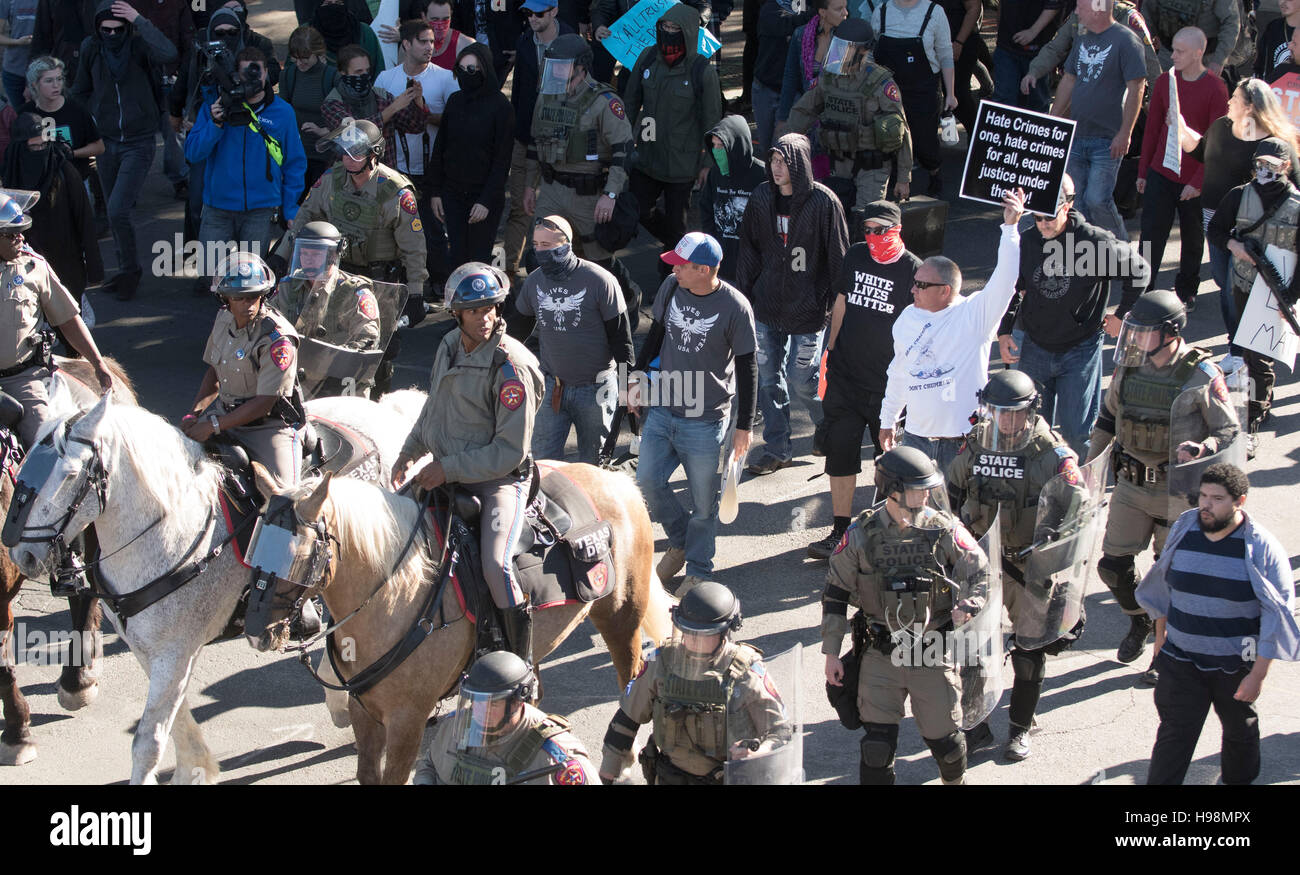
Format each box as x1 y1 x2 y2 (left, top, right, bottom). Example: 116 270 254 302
712 146 730 176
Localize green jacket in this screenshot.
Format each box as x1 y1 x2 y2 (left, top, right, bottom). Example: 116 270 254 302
623 3 723 184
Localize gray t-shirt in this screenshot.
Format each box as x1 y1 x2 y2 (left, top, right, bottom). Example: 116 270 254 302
1065 23 1147 140
0 0 37 77
517 261 624 384
650 277 757 422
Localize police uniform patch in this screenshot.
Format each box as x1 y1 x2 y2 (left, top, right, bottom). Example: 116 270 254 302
399 190 418 215
555 759 587 785
608 95 625 119
884 82 901 102
357 290 378 320
269 338 294 371
952 523 977 551
831 523 854 555
1200 362 1230 403
10 275 22 286
752 661 782 703
588 562 608 593
412 218 423 232
1055 447 1081 485
499 379 525 410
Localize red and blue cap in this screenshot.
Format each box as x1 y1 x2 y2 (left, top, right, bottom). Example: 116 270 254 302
660 231 723 267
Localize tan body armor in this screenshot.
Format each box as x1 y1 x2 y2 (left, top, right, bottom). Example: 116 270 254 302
328 165 407 265
1153 0 1207 48
448 716 573 785
533 84 603 167
861 509 954 633
1115 347 1208 457
1230 184 1300 295
650 643 761 764
816 65 904 157
955 420 1071 549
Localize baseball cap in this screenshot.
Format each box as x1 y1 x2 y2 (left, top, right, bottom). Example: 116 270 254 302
660 231 723 267
1255 137 1290 166
521 0 557 11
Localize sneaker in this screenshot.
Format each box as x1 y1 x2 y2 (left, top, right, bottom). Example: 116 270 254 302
1246 432 1258 461
1140 654 1159 686
807 529 845 560
745 453 792 476
965 720 995 754
812 422 828 458
1117 614 1154 664
656 547 686 587
676 575 711 598
1004 726 1031 761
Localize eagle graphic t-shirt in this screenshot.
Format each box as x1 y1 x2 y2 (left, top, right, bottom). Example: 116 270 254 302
517 261 625 384
650 276 757 422
1064 23 1146 141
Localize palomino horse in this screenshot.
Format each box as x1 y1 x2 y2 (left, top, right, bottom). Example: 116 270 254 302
247 464 672 785
4 390 422 783
0 356 137 765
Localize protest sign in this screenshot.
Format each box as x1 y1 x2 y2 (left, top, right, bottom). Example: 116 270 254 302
1269 71 1300 131
602 0 721 73
1235 243 1299 372
960 100 1076 216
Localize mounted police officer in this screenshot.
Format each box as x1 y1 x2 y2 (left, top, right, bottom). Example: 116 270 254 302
823 446 991 785
947 370 1089 761
413 651 599 785
0 189 113 450
274 120 428 396
599 581 792 785
525 33 632 269
783 18 912 212
392 263 543 665
1087 290 1240 681
183 252 304 488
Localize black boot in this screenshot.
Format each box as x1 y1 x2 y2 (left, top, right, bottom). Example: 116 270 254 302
1117 614 1154 664
502 604 534 669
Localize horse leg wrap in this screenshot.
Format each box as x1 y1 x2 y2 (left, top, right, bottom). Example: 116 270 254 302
923 731 967 784
859 722 898 785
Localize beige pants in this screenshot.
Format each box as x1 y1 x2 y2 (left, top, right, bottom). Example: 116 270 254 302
0 365 52 449
503 140 530 274
461 474 531 609
857 648 962 738
1101 475 1186 559
205 402 300 486
533 180 612 261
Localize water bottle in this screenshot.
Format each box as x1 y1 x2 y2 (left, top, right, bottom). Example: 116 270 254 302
940 112 959 146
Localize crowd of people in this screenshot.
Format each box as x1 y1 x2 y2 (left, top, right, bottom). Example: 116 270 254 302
0 0 1296 786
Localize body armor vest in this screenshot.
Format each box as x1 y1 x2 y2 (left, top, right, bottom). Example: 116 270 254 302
1116 348 1206 455
1231 184 1300 293
279 274 365 344
651 644 758 763
328 166 403 266
448 716 570 785
864 510 953 633
533 84 605 167
965 423 1060 548
1153 0 1204 47
817 65 901 156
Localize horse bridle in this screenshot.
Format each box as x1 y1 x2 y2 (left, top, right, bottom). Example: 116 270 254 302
251 494 341 620
10 431 108 551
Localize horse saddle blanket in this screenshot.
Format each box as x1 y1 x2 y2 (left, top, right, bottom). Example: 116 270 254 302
205 414 381 499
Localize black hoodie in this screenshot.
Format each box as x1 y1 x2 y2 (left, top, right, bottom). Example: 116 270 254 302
701 114 766 284
70 0 178 141
428 43 514 206
736 132 848 334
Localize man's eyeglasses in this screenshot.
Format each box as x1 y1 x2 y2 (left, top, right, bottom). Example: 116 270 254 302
912 279 947 290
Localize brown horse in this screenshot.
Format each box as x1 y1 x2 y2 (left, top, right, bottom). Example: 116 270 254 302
249 461 672 785
0 357 136 765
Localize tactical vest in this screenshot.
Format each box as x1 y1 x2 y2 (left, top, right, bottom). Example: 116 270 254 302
964 423 1061 547
1231 184 1300 294
863 509 953 632
1116 347 1208 454
533 84 605 167
1153 0 1204 47
448 715 572 785
329 166 404 266
651 643 760 764
817 65 902 156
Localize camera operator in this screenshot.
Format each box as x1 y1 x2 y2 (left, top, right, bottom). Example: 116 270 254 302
184 45 306 274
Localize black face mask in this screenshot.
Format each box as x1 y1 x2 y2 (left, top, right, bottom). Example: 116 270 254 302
536 243 578 280
656 24 685 62
338 71 373 97
101 30 128 49
314 4 354 42
456 67 485 91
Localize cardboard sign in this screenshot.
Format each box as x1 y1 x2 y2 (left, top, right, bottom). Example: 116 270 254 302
1234 243 1298 371
601 0 721 73
960 100 1076 216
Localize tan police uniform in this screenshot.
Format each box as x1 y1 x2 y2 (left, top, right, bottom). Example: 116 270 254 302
413 704 600 785
276 270 381 351
400 321 543 609
822 504 990 778
1088 342 1239 611
201 305 303 485
785 61 913 206
527 76 632 262
278 163 429 291
599 640 791 784
0 247 80 448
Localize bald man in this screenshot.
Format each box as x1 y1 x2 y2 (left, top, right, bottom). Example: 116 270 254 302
1136 27 1229 310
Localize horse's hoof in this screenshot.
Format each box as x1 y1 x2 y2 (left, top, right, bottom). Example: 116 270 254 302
57 681 99 712
0 739 37 766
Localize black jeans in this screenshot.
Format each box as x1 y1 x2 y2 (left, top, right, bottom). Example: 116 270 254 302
629 169 693 277
1139 169 1204 300
442 188 504 273
1148 651 1261 785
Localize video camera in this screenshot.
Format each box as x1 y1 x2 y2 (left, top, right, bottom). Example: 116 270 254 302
196 39 264 122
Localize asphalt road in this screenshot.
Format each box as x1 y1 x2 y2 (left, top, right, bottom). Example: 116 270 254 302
0 6 1297 786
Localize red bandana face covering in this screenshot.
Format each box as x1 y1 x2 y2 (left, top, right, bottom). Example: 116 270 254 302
866 226 904 262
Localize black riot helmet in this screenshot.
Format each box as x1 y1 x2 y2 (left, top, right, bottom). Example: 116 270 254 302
977 370 1041 453
541 33 594 94
874 446 947 524
823 18 875 74
451 650 536 749
669 581 742 677
289 221 347 281
1114 290 1186 366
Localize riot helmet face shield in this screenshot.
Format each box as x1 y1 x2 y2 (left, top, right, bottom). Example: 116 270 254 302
822 37 866 75
1114 316 1175 367
289 236 341 282
885 481 949 527
978 403 1036 453
539 57 575 95
666 624 729 680
450 687 528 751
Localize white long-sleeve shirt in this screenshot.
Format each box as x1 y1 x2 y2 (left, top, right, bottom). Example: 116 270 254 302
879 223 1021 438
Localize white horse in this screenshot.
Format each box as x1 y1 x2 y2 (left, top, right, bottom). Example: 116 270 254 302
5 390 421 784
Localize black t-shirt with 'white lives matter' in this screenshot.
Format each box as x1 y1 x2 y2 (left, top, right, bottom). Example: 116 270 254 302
828 241 920 394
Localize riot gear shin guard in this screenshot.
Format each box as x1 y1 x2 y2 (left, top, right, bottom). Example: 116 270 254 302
924 731 967 785
859 723 898 785
1097 554 1142 614
1008 647 1047 731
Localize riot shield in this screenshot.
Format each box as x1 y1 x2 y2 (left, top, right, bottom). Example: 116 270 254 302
274 276 408 399
1166 375 1247 504
955 514 1003 730
1015 452 1109 651
724 643 802 785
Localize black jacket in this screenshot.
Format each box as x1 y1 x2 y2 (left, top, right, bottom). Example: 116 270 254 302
32 0 97 81
429 43 514 205
736 132 848 334
754 0 801 92
71 0 179 142
2 144 102 294
511 20 575 147
453 0 522 78
701 114 766 284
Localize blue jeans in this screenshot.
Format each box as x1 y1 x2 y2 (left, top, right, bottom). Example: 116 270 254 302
636 406 727 579
532 371 618 464
198 206 277 262
899 430 963 481
2 71 25 114
1066 136 1127 242
752 78 780 155
1208 240 1241 351
98 135 157 274
1016 332 1104 458
991 48 1050 114
756 322 824 461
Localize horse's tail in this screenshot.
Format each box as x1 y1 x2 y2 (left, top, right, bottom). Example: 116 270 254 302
640 576 673 646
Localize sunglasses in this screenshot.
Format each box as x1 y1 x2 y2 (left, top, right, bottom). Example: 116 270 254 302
523 6 555 15
100 24 125 34
863 225 892 235
912 279 947 290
